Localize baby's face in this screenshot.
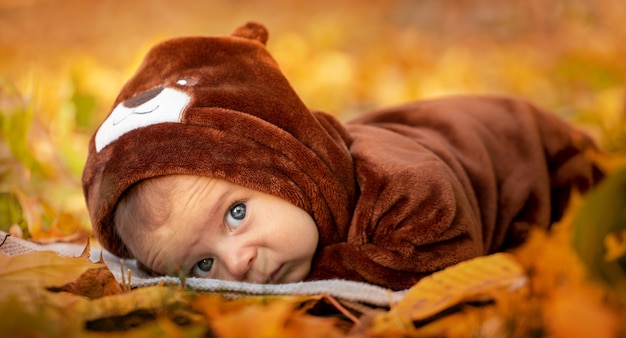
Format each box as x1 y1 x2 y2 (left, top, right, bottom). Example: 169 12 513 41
123 175 319 284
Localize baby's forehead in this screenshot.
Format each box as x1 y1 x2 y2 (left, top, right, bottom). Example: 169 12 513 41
135 174 212 201
139 174 185 193
133 174 244 212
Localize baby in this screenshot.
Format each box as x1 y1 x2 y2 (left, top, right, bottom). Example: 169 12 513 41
82 22 603 290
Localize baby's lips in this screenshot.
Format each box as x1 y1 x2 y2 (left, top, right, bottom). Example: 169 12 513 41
266 264 284 284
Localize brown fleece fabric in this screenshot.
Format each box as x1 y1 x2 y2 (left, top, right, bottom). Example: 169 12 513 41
82 22 603 290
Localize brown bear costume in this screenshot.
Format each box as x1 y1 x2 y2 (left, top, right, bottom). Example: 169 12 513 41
82 22 603 290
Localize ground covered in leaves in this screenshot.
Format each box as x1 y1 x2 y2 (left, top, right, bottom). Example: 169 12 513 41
1 0 626 337
1 199 625 337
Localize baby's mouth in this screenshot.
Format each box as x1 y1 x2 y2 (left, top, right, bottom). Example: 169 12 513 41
267 264 284 284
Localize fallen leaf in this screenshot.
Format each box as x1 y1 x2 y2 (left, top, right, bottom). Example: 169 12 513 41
208 297 344 338
0 250 102 315
512 212 622 338
370 253 527 335
75 285 187 323
0 293 84 337
47 241 123 298
49 265 123 299
191 293 320 319
85 315 209 338
0 191 27 238
8 224 23 238
0 251 103 297
12 188 89 244
571 165 626 297
544 287 619 338
604 229 626 261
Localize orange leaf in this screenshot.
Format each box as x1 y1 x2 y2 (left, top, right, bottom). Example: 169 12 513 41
544 288 620 338
209 298 344 338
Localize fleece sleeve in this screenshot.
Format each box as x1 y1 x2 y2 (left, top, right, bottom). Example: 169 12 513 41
306 125 485 290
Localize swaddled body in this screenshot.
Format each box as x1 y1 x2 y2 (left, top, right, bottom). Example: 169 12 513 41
309 96 602 289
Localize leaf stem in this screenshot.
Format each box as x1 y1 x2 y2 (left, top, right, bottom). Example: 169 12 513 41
322 294 360 324
0 233 10 247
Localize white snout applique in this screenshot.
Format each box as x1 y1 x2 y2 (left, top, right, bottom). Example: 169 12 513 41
95 87 191 152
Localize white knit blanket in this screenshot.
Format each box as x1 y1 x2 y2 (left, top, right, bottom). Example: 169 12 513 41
0 231 405 307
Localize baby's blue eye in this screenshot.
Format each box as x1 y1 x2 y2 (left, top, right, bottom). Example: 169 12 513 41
192 258 213 277
230 203 246 220
225 202 246 229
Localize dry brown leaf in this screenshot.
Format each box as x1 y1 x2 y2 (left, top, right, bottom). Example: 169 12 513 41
47 241 123 298
50 266 123 299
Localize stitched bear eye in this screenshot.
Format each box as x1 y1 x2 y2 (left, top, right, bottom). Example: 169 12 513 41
176 78 198 86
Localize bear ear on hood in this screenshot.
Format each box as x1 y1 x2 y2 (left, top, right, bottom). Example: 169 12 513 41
231 21 269 45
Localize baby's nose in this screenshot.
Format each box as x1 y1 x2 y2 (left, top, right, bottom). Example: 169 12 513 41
223 246 256 280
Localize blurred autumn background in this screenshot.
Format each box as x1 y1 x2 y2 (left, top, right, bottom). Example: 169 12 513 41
1 0 626 337
2 0 626 239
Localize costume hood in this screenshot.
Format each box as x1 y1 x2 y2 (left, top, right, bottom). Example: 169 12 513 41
82 22 356 258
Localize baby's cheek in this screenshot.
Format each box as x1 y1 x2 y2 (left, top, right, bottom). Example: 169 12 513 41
290 260 314 283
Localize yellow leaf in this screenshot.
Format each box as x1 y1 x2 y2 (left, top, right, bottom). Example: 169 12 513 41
371 253 526 333
0 251 102 295
604 229 626 261
0 294 84 337
0 250 102 312
74 285 185 322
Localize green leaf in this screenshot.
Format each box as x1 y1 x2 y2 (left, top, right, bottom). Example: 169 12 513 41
0 192 26 233
572 165 626 297
71 89 96 129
